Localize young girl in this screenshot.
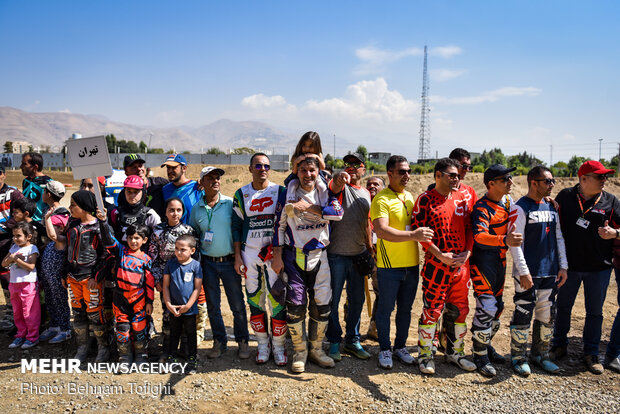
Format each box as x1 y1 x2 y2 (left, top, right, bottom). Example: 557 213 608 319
148 198 202 361
2 222 40 349
39 207 72 344
290 131 326 175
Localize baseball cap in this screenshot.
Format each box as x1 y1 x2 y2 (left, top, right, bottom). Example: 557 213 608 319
123 175 144 190
50 213 69 228
123 153 145 169
343 152 365 165
161 153 187 167
45 180 66 198
97 176 107 186
483 164 517 185
200 166 225 180
578 160 615 177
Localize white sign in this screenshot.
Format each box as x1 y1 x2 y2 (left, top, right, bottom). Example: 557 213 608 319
67 135 113 214
66 135 113 178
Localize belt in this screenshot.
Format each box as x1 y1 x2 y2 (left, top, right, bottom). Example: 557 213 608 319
203 254 235 263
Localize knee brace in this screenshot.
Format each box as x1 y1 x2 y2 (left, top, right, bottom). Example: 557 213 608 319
286 303 306 324
309 302 330 322
444 302 461 324
87 309 105 325
116 322 130 343
73 307 88 324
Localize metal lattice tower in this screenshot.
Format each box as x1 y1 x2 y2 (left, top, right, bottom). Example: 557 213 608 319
418 45 431 162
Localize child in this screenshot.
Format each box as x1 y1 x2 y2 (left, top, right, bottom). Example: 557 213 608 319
2 222 40 349
148 198 201 361
39 183 72 343
66 190 111 363
98 208 154 365
163 234 202 374
110 175 160 244
12 197 47 250
290 131 326 175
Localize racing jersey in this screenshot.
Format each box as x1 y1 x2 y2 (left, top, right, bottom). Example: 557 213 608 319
148 221 198 284
162 180 204 224
22 175 51 221
509 196 568 278
232 181 286 251
470 194 516 277
412 188 473 265
273 179 343 252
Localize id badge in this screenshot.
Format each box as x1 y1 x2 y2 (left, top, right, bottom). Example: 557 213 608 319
576 217 590 229
183 272 193 283
203 231 214 242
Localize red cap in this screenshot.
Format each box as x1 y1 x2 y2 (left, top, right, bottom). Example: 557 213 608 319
123 175 144 190
577 160 615 177
97 176 106 186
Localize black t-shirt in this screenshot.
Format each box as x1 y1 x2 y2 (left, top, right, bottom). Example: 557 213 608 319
556 184 620 271
146 176 168 218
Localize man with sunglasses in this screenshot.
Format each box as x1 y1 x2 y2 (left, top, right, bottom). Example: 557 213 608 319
325 153 373 362
412 158 476 374
551 160 620 374
508 166 568 376
232 153 288 366
470 164 522 377
370 155 434 369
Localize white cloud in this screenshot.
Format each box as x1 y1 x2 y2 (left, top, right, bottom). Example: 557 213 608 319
241 94 296 112
305 78 418 122
431 68 465 82
432 86 542 104
430 46 462 58
354 45 423 75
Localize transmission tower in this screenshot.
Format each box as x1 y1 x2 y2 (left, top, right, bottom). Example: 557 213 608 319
418 45 431 162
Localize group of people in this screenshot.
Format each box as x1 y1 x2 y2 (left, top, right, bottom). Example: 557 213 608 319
0 132 618 378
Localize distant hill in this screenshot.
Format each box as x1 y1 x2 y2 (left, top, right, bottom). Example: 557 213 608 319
0 107 299 153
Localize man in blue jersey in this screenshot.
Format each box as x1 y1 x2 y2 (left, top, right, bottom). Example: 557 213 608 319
20 152 51 222
509 166 568 376
161 154 203 224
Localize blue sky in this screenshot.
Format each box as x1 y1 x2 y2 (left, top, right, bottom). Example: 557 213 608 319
1 1 619 162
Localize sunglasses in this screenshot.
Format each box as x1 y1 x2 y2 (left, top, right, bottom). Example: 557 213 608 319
391 168 412 175
586 174 609 181
534 178 556 185
345 162 364 169
460 163 473 172
440 171 460 180
493 174 513 183
254 163 270 171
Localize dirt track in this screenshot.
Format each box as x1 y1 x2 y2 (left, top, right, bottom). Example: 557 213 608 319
0 168 618 413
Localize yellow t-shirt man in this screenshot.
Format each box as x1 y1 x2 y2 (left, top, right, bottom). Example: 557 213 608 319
370 188 420 268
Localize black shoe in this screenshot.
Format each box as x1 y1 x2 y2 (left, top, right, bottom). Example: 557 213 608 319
474 354 497 377
487 345 506 364
187 356 197 375
550 345 567 361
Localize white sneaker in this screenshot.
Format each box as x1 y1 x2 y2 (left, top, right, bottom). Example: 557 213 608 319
273 345 288 366
256 343 271 364
378 350 393 369
393 347 416 365
419 357 436 374
446 352 477 372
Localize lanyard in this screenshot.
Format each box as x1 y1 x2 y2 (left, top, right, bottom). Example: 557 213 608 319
391 188 410 216
204 193 221 230
576 190 601 217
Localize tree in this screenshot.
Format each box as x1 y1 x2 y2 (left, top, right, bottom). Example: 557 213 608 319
3 141 13 153
150 148 165 154
476 148 506 168
139 141 147 153
507 151 544 169
231 147 255 155
355 145 368 163
206 147 225 155
567 155 589 177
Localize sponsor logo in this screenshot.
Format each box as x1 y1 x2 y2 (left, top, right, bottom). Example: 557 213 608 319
250 197 274 212
296 223 326 230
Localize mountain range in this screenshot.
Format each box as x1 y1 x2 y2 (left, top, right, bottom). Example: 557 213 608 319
0 106 299 153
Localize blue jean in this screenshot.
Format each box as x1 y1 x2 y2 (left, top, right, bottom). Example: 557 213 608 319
202 259 249 344
553 268 612 356
376 266 419 351
606 269 620 359
326 254 366 344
